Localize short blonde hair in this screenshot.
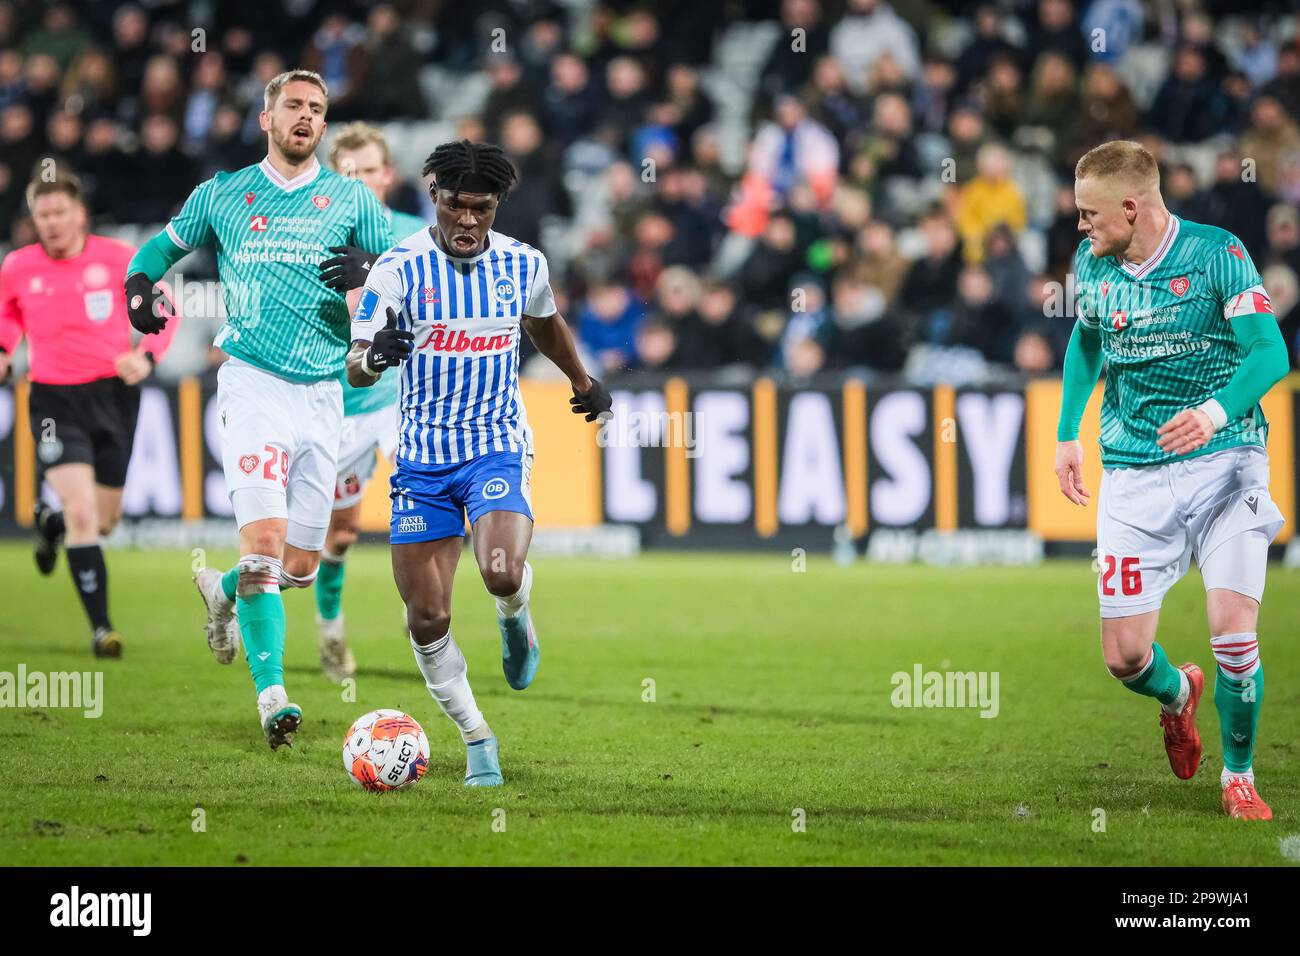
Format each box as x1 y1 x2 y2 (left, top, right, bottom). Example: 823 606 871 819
328 122 392 170
26 166 83 209
1075 140 1160 193
263 69 329 112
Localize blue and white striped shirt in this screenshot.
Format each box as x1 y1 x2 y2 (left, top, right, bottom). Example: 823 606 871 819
350 228 556 466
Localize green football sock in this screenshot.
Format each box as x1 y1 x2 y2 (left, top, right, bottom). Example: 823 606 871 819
1121 642 1182 706
238 589 286 694
1215 664 1263 774
220 566 239 602
315 556 345 621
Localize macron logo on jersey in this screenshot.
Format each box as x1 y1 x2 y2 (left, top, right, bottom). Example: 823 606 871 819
354 288 380 324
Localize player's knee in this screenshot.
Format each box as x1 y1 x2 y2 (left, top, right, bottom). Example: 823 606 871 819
1103 645 1149 680
330 523 358 555
281 553 320 587
407 604 451 643
62 499 98 539
244 528 284 559
479 560 524 597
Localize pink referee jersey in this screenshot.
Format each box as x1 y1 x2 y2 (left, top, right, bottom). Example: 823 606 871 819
0 234 177 386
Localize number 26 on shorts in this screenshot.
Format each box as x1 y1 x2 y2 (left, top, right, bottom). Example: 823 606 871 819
1100 555 1142 596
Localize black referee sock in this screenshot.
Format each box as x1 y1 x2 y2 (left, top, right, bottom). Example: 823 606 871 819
66 544 111 632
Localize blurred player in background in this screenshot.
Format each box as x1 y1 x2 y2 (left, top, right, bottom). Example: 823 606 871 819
1056 141 1290 820
312 122 427 683
347 140 612 785
123 71 394 749
0 170 177 658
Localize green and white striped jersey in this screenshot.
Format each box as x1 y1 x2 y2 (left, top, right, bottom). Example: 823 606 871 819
342 207 428 417
1074 215 1271 467
166 157 394 382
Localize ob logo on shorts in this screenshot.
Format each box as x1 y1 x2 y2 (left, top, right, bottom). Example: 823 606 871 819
482 477 510 500
493 277 517 306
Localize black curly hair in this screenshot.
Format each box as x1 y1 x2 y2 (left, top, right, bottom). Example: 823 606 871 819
422 140 518 199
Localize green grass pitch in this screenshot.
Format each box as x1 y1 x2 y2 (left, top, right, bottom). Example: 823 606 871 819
1 541 1297 866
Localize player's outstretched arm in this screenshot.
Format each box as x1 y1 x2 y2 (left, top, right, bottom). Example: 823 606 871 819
523 311 612 422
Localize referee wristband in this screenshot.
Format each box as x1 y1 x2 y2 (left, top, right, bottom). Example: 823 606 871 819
1198 399 1228 432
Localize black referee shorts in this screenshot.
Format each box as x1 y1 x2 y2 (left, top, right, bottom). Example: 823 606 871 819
28 377 141 488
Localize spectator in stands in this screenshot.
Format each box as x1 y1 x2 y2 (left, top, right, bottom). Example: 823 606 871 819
635 317 679 372
913 56 957 135
662 64 713 148
1022 52 1080 167
1265 203 1300 275
1182 151 1271 258
851 220 908 307
1237 95 1300 197
979 53 1023 142
758 0 830 103
829 0 920 92
1233 20 1278 88
120 114 194 223
737 212 804 312
1259 40 1300 117
110 5 151 101
1029 0 1089 69
1146 45 1230 143
779 278 832 376
675 279 763 369
301 13 365 106
946 106 989 184
830 270 906 371
60 48 117 116
492 110 570 250
955 4 1015 96
1073 63 1140 160
20 3 88 72
354 4 426 120
1162 161 1199 218
544 53 599 151
748 94 838 207
1260 262 1300 368
139 55 184 124
954 143 1027 263
481 55 539 142
22 53 62 129
578 281 645 375
182 53 227 150
899 210 962 341
78 115 131 221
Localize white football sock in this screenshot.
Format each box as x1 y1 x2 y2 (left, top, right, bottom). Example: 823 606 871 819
410 633 485 741
494 562 532 619
1222 766 1254 788
1161 668 1190 716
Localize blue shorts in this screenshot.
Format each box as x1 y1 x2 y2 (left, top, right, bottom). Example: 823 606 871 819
390 449 534 543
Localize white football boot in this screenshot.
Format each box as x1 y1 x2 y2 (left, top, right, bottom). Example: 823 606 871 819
316 613 357 683
194 567 240 664
257 686 302 751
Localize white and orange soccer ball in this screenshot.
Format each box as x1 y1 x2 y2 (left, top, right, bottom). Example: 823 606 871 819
342 709 430 792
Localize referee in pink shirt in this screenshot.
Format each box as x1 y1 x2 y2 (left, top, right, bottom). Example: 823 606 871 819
0 171 177 658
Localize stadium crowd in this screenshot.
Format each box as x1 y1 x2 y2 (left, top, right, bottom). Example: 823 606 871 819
2 0 1299 384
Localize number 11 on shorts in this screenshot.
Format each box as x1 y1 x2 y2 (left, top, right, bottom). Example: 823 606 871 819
1100 555 1142 596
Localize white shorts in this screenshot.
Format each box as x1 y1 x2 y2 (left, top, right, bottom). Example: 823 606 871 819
217 358 343 552
1096 445 1285 618
334 404 399 510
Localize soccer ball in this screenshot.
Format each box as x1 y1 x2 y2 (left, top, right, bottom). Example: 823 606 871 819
343 709 430 792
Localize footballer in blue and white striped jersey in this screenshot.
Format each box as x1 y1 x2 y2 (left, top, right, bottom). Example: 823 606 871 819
350 226 556 467
345 139 611 789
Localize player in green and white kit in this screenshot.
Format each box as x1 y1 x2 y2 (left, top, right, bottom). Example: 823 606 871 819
1056 142 1290 819
311 123 427 682
123 71 394 749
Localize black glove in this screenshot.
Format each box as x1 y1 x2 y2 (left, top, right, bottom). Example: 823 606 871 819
569 377 613 422
319 245 378 292
125 272 167 334
364 308 414 373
